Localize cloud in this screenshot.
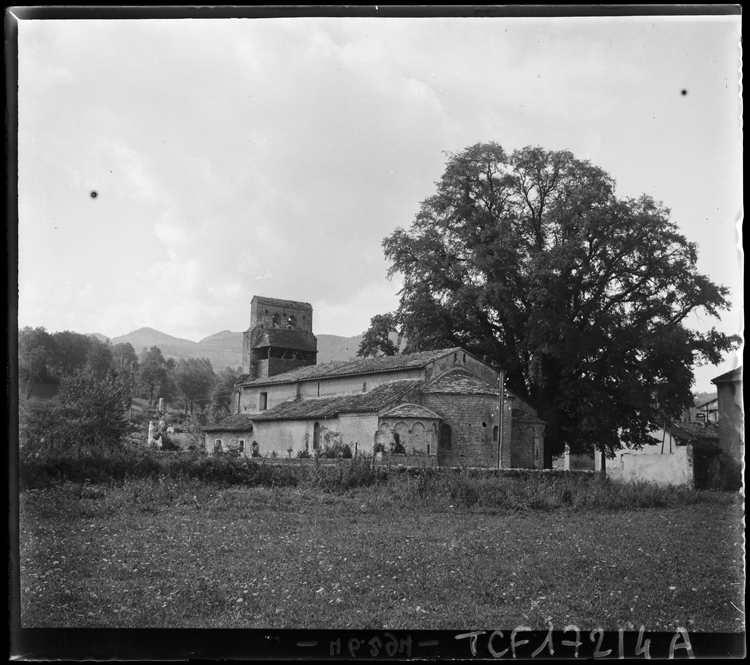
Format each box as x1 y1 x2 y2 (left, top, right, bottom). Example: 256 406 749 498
17 15 741 369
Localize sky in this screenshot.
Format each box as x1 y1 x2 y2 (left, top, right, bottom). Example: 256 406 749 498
16 12 742 392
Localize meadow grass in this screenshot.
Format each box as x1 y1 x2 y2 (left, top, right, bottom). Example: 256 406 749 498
18 464 745 631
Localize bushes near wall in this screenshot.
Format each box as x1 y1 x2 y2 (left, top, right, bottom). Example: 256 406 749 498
19 449 735 511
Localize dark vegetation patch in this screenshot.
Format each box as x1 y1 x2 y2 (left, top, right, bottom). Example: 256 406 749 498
20 449 739 512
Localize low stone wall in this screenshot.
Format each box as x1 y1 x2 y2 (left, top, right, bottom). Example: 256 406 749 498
252 457 346 466
375 455 439 468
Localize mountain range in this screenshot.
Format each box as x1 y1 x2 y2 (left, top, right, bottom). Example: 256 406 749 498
105 327 364 371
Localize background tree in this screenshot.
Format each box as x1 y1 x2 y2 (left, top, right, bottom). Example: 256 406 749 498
83 337 115 380
374 142 738 464
49 330 93 379
23 370 131 454
19 327 56 398
356 313 402 358
138 346 176 406
112 342 139 372
210 366 240 422
175 357 215 414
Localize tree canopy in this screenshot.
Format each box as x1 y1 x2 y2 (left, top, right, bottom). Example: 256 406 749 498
357 313 402 358
373 142 738 461
138 346 176 406
175 357 215 414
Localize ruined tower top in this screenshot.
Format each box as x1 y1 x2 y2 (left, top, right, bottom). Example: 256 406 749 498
249 295 313 333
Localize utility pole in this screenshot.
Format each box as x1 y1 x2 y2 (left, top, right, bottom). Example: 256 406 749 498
497 370 505 469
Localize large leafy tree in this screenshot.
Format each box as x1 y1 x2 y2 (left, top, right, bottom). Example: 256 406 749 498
377 142 738 463
357 313 402 358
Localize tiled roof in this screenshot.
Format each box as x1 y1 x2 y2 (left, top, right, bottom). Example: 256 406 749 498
423 369 498 395
678 421 719 440
695 397 718 409
203 413 256 433
252 328 317 352
239 347 462 387
511 408 546 424
252 380 423 421
380 403 442 420
712 366 743 384
251 296 312 310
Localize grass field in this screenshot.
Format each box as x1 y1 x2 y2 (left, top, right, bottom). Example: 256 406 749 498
19 476 745 631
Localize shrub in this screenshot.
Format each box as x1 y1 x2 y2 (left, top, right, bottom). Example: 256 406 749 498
305 455 387 492
319 441 353 459
296 448 311 459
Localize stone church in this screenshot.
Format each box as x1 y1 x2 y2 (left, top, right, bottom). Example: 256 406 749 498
204 296 545 468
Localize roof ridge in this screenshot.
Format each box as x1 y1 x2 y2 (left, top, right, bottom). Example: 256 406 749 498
240 347 461 386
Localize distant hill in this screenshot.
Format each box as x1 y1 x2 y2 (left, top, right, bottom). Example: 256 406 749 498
110 327 365 371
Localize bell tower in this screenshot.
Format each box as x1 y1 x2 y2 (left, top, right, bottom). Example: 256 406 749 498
242 296 317 379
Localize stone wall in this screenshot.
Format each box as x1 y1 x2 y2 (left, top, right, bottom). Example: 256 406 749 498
716 379 744 490
297 369 424 399
336 413 380 453
375 454 439 468
256 358 310 379
249 296 313 332
204 431 253 457
510 412 545 469
376 417 439 455
422 393 501 467
607 444 692 486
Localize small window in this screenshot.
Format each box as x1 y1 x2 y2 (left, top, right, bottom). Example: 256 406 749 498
463 353 466 364
214 439 222 453
313 422 320 450
272 313 280 327
239 440 245 453
493 425 499 442
259 392 268 411
363 381 367 392
453 353 457 363
317 382 320 397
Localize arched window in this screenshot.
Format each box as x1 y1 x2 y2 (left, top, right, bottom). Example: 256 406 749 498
272 313 280 327
439 424 452 450
313 422 320 451
288 315 296 328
